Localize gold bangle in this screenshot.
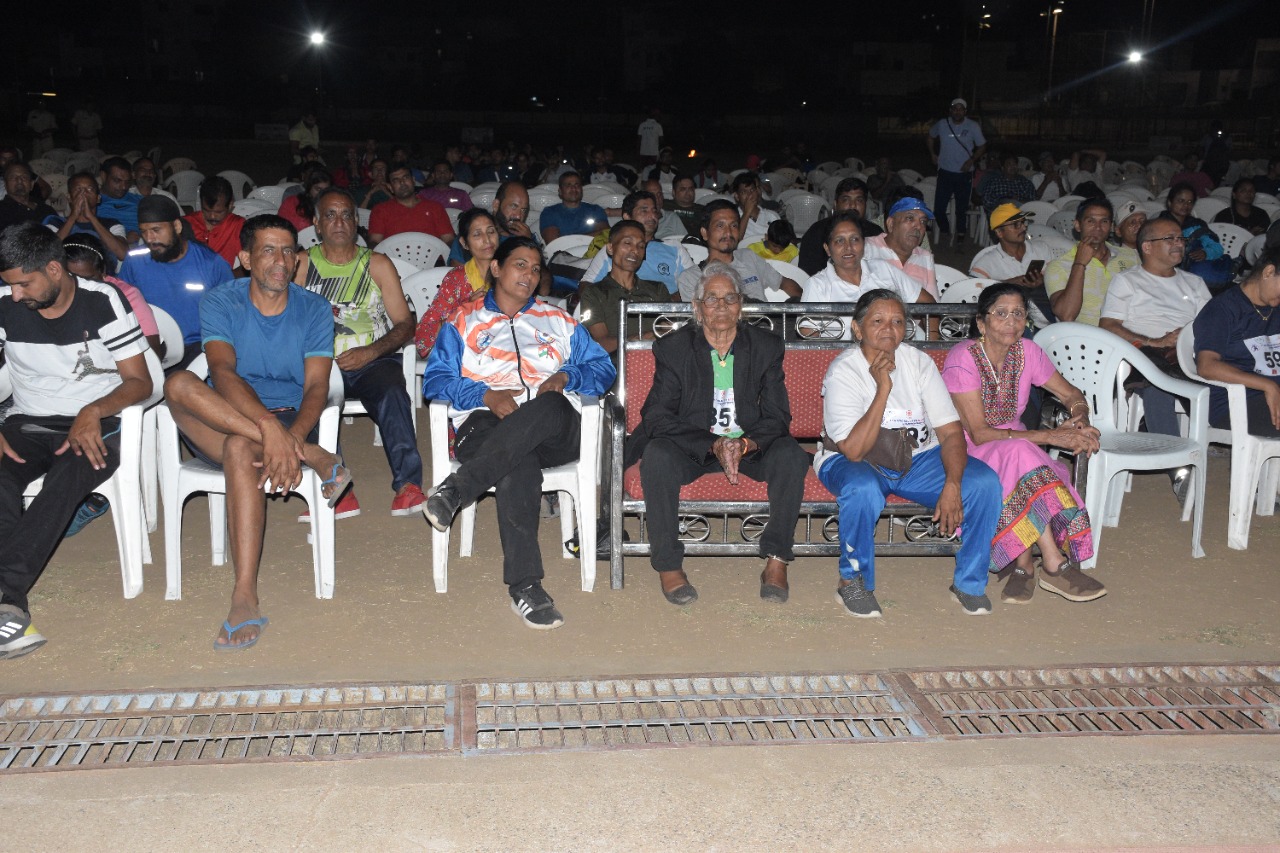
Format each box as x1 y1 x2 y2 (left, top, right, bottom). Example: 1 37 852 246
1069 401 1089 413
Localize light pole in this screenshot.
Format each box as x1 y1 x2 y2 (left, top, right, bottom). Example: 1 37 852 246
1044 5 1064 103
309 31 325 102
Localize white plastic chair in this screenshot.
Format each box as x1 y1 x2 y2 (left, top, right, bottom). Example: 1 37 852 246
545 234 595 257
684 244 709 264
1046 209 1077 239
403 267 452 407
1209 186 1233 199
1035 323 1208 569
247 185 286 208
374 231 449 270
140 307 187 533
160 157 197 180
449 181 473 193
64 153 101 177
780 192 830 238
939 277 998 305
1018 201 1059 221
428 397 603 593
1208 222 1253 259
1055 194 1085 211
232 198 275 219
164 169 205 211
2 349 164 599
468 182 502 210
296 226 321 249
1193 197 1229 222
934 264 969 298
217 170 255 200
156 355 344 600
764 259 809 297
1176 325 1280 550
1244 234 1267 266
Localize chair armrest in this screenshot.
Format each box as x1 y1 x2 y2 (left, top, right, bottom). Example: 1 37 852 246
318 368 345 451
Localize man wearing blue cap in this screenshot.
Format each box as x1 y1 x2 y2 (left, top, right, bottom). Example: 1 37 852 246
926 98 987 247
865 196 939 299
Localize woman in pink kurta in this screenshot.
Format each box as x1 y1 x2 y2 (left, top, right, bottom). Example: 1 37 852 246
942 283 1108 604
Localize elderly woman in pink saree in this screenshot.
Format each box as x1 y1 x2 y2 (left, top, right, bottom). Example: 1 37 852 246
942 283 1108 605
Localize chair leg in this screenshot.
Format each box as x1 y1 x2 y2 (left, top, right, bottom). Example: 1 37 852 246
1257 456 1280 518
308 475 336 599
142 416 159 534
1081 457 1110 570
209 493 227 566
558 490 576 560
432 527 450 593
1227 445 1261 550
1189 461 1206 559
163 483 185 601
459 503 477 557
576 486 596 593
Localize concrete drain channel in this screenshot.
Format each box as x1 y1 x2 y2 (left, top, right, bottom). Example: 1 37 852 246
1 664 1275 772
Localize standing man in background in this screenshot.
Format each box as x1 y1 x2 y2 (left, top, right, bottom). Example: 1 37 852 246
926 98 986 247
637 110 664 168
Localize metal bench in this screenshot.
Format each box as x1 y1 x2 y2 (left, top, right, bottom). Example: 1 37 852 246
606 301 983 589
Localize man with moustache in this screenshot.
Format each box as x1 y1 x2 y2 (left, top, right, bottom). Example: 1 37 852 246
864 196 940 298
118 195 233 370
677 201 801 302
96 157 144 242
163 214 346 651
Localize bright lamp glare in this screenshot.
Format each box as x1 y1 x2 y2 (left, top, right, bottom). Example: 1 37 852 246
310 32 325 46
1128 51 1143 62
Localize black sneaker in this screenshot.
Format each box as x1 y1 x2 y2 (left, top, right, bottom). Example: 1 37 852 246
423 476 462 532
950 584 992 615
836 576 882 618
0 605 47 660
509 582 564 630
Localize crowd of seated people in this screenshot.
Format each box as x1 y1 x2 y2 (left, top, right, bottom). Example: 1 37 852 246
1 113 1280 663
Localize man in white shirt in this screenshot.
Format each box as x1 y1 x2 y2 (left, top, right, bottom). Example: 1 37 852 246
677 201 801 302
1100 217 1211 439
637 111 663 167
1032 151 1070 203
970 203 1054 321
865 197 939 298
1066 148 1107 194
926 97 987 245
731 172 779 245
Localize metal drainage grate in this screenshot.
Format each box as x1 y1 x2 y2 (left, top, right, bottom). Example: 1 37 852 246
2 665 1277 772
900 664 1280 737
468 673 928 753
0 684 454 771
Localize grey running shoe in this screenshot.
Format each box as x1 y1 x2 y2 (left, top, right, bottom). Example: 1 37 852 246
0 605 46 660
836 576 882 618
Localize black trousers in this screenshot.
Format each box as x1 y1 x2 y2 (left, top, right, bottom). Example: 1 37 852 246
1211 393 1280 438
0 415 121 613
453 393 581 588
639 435 809 572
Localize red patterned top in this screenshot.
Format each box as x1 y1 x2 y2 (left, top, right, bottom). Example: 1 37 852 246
414 260 487 358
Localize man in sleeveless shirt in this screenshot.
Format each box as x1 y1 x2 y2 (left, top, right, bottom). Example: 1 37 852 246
294 187 425 518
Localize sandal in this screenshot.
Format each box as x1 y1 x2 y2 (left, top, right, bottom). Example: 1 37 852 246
321 459 355 508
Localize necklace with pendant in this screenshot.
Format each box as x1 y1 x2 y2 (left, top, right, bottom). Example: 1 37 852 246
1246 287 1276 323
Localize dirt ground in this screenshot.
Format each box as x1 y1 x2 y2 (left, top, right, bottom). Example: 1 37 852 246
4 411 1276 697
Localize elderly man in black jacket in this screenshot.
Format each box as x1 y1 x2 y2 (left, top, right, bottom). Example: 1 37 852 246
628 261 810 606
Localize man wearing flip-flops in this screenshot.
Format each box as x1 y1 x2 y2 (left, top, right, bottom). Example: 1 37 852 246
164 214 352 651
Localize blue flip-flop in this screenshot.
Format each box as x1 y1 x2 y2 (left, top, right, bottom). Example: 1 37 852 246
214 616 269 651
321 460 354 508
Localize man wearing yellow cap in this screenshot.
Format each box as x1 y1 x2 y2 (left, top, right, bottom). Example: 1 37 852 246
971 203 1056 323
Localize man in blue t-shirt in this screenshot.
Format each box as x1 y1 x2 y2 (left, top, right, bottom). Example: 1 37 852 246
539 171 608 244
118 195 233 370
163 214 343 652
96 157 142 241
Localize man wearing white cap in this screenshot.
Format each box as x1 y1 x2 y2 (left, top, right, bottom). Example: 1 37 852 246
926 98 987 246
971 203 1055 322
1111 199 1147 257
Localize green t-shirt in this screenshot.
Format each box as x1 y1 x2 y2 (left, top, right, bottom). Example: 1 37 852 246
578 274 670 341
710 351 743 438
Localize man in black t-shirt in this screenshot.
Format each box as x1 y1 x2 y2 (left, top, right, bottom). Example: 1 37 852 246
796 178 884 275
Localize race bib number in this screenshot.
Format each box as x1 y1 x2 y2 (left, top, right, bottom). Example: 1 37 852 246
882 407 930 447
1244 334 1280 377
712 387 741 436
